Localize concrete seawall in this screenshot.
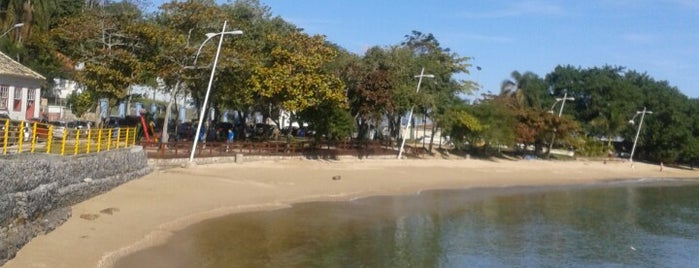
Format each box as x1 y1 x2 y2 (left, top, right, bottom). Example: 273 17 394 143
0 146 152 265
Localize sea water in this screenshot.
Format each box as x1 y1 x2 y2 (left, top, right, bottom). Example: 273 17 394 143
113 179 699 268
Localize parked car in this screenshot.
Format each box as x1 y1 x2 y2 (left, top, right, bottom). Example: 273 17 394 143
106 115 142 128
28 118 50 139
0 113 9 133
176 122 193 141
49 121 68 138
0 118 31 142
18 121 31 141
68 120 91 130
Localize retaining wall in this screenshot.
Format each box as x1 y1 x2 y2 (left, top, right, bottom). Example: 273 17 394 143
0 146 152 265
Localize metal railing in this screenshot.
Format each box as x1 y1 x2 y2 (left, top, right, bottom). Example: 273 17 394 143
141 139 401 159
1 118 137 156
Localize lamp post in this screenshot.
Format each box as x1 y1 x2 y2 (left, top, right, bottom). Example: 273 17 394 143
628 106 652 164
547 92 574 158
0 23 23 38
189 21 243 163
398 68 434 159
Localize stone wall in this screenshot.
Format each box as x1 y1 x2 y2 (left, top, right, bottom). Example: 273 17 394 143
0 146 152 265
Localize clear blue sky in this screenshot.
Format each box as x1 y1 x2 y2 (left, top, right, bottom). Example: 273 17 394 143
152 0 699 98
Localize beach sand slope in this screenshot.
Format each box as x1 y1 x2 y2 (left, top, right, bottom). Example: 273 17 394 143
3 158 696 268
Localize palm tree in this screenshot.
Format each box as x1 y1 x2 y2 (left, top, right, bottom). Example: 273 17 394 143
501 71 551 111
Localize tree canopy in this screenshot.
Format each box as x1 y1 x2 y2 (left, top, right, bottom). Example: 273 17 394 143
0 0 696 165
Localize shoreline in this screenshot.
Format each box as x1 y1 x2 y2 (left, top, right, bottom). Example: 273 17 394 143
3 158 698 268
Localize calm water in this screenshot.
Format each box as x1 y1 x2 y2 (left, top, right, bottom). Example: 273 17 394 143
114 179 699 268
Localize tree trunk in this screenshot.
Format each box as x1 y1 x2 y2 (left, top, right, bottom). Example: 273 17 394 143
160 81 181 144
428 123 437 152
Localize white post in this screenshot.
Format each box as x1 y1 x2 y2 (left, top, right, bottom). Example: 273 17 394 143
547 92 574 158
398 68 433 159
189 21 228 163
629 106 651 164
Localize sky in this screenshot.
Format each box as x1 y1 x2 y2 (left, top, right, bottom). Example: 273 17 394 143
151 0 699 99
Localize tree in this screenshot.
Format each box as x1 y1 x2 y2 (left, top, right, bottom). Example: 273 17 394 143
52 2 156 124
66 90 93 117
500 71 549 110
626 71 692 163
150 0 224 142
467 97 515 155
400 31 474 151
439 101 482 151
249 30 346 116
298 101 354 140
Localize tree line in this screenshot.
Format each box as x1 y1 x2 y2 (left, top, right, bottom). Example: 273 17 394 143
1 0 697 165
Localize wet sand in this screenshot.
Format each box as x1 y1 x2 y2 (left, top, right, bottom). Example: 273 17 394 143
3 158 697 268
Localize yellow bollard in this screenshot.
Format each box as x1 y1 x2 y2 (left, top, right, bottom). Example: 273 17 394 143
97 128 103 152
124 128 130 147
30 122 37 153
86 129 92 154
106 129 112 151
46 125 53 154
74 129 80 155
17 121 25 153
60 127 67 156
115 128 121 149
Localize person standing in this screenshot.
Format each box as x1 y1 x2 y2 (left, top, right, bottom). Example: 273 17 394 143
227 128 235 143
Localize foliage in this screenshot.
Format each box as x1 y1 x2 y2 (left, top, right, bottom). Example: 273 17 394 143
249 31 345 112
3 0 698 166
467 98 515 151
575 136 607 157
298 101 355 140
439 102 482 150
51 3 151 104
66 90 94 117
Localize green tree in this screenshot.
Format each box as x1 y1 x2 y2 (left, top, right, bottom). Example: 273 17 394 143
626 71 692 163
249 31 346 115
66 90 94 117
150 0 224 142
298 101 354 140
52 2 155 123
439 102 482 151
467 97 516 155
400 31 474 151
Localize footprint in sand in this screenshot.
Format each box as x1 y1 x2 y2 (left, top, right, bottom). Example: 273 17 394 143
80 214 99 220
79 208 119 220
99 207 120 215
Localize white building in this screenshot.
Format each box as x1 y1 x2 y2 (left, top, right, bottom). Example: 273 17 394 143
0 51 44 120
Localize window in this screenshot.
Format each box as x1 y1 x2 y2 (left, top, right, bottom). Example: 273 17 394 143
13 87 22 111
0 85 7 110
27 88 35 101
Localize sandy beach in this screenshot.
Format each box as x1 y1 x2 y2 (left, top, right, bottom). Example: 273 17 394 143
3 158 698 268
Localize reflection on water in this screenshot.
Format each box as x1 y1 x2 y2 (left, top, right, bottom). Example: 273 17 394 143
114 180 699 268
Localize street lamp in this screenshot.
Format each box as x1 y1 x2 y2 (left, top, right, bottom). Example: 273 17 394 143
628 106 652 164
189 21 243 163
398 68 434 159
0 23 23 38
547 92 575 158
